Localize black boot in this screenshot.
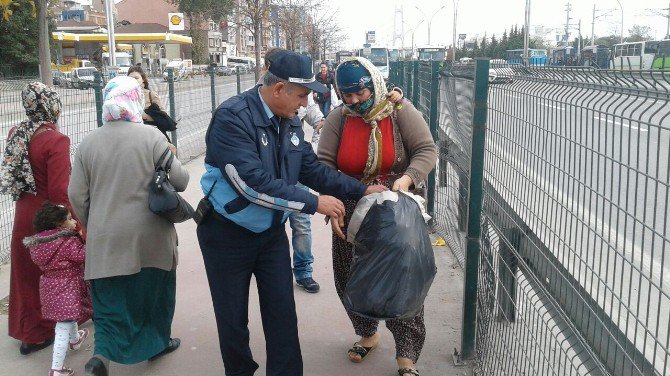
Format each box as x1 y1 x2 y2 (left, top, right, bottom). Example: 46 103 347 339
85 356 109 376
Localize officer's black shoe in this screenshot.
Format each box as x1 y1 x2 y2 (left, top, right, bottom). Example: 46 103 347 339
296 277 320 293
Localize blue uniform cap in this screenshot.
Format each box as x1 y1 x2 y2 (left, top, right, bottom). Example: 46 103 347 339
267 50 329 93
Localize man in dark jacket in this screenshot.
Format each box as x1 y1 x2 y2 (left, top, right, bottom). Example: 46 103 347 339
313 62 335 116
197 50 385 376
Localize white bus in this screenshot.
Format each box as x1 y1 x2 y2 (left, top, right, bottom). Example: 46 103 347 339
610 40 670 70
357 47 390 79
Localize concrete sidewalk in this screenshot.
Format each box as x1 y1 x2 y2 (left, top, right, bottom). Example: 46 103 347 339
0 155 471 376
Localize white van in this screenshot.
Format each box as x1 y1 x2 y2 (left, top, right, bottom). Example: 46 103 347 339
227 56 256 73
71 67 97 89
162 60 189 81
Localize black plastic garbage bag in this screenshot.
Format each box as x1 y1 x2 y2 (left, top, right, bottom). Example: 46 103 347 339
344 192 436 320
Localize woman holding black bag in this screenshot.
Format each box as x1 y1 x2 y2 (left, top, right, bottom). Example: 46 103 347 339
318 57 437 376
128 66 177 142
69 76 189 375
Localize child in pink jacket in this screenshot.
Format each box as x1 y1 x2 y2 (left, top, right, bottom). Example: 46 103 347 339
24 202 92 376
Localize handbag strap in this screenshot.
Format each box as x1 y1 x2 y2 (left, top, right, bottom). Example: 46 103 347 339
155 148 173 172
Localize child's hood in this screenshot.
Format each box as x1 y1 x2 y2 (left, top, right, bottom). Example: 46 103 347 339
23 229 79 248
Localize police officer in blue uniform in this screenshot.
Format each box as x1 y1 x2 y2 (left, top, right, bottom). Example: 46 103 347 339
197 50 386 376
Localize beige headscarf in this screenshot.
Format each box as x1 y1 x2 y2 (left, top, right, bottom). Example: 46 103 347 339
336 57 395 184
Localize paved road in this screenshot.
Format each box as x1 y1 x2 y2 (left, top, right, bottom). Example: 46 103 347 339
478 78 670 374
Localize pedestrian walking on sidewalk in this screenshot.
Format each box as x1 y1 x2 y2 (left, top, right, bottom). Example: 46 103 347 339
0 82 80 356
264 48 323 294
24 202 92 376
69 76 189 376
197 50 386 376
314 62 335 116
318 56 437 376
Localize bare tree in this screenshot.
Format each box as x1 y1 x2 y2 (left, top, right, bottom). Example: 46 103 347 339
275 0 342 61
274 0 306 51
233 0 269 81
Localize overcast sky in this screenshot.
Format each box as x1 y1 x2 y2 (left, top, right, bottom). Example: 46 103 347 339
329 0 670 49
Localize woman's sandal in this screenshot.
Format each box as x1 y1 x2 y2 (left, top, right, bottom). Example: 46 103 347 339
398 368 420 376
347 342 377 363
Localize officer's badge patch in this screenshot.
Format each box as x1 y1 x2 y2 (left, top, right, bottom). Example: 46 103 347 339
290 133 300 146
261 132 268 146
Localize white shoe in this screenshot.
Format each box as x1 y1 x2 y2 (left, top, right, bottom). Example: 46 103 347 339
49 367 74 376
69 328 89 351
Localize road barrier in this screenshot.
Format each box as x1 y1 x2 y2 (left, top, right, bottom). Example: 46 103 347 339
0 68 255 264
391 60 670 375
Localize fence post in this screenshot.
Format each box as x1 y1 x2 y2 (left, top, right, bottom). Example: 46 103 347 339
93 71 103 127
461 58 490 360
497 228 519 322
167 67 177 149
236 66 241 94
412 61 420 105
426 60 440 215
209 65 216 112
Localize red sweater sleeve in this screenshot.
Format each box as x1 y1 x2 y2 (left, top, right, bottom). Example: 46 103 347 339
46 134 72 205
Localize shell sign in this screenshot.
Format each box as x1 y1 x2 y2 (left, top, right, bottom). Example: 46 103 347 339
168 13 184 31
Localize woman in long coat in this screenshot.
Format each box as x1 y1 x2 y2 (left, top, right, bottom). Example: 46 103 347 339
0 82 87 354
317 57 437 376
68 76 189 375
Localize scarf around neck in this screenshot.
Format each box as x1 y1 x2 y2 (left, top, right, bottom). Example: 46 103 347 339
337 57 395 184
0 82 62 200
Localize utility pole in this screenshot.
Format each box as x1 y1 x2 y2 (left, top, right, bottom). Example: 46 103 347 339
577 19 581 62
452 0 458 63
591 5 596 46
523 0 530 65
564 2 572 47
615 0 623 43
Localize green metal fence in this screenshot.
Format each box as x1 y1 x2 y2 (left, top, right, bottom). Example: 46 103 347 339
0 69 256 264
390 60 670 375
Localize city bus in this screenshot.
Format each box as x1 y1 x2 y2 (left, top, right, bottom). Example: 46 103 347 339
336 50 353 63
357 46 390 79
581 45 610 69
506 49 548 65
550 46 576 66
610 40 670 70
416 46 446 61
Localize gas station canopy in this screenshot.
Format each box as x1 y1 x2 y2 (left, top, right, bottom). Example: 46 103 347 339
52 32 192 44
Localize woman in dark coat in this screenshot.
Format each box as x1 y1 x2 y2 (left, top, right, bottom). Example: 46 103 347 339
0 82 80 355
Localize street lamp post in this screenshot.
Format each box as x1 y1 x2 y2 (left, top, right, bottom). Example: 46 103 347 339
403 20 425 60
614 0 624 43
415 5 446 45
452 0 459 63
104 0 117 66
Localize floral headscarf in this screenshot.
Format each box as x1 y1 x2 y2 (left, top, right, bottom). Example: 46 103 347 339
0 82 62 200
102 76 144 124
335 57 395 184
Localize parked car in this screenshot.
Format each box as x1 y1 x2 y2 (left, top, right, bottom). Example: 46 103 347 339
216 65 233 76
228 63 248 75
71 67 97 89
489 59 514 83
52 71 66 86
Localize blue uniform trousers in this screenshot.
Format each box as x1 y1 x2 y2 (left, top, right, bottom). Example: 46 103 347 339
198 212 302 376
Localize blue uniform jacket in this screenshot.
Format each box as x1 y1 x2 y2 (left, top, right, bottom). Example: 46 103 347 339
202 85 366 232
